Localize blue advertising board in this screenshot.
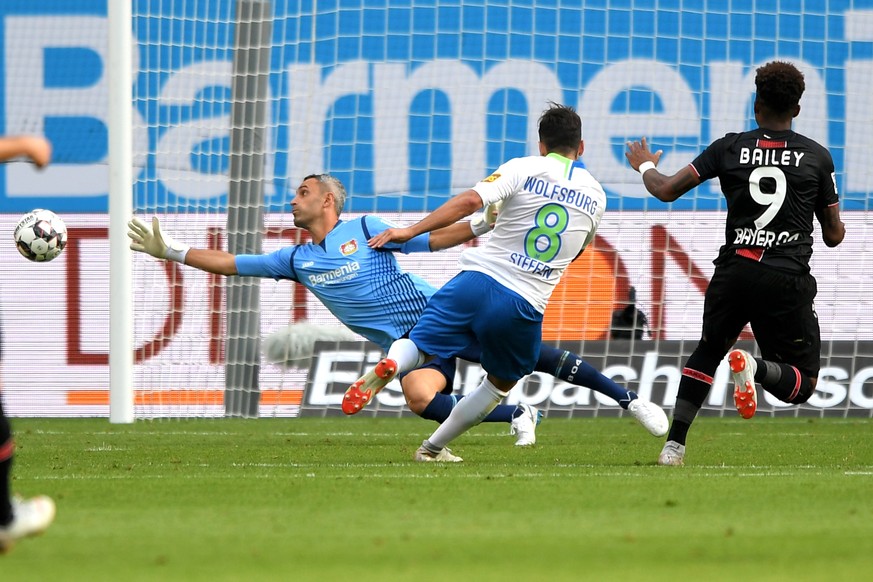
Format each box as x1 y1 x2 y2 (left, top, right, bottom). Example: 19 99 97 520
0 0 871 214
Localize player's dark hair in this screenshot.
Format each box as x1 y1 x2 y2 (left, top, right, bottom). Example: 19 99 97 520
755 61 805 115
303 173 347 214
538 102 582 153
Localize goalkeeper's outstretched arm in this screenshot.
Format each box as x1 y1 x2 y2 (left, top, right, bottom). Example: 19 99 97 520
183 249 238 275
128 216 238 275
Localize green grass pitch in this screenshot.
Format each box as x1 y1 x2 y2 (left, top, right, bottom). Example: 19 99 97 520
3 416 872 581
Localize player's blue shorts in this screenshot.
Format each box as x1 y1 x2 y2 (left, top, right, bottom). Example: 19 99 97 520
398 343 482 394
409 270 542 382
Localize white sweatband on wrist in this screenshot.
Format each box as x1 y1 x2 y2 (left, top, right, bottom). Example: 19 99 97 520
164 243 190 264
470 213 491 236
638 160 657 177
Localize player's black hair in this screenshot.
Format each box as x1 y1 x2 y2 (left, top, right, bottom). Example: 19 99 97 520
755 61 805 115
538 102 582 153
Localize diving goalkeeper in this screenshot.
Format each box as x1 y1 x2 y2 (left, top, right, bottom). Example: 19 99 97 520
128 173 668 445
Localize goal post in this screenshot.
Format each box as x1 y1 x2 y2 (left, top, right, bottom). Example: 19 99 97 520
224 0 272 417
107 0 134 423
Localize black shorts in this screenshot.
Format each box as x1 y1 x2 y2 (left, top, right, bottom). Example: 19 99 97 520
703 255 821 377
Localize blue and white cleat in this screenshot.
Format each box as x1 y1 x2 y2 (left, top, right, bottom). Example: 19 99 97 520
510 404 543 446
628 399 669 437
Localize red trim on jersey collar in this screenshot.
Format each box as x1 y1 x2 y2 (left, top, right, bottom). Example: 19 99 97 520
756 139 788 149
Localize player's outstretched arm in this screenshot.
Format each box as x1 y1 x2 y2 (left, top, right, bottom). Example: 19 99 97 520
816 204 846 248
428 222 478 251
0 135 51 167
428 201 501 251
625 137 700 202
184 248 238 275
128 216 238 275
369 189 483 248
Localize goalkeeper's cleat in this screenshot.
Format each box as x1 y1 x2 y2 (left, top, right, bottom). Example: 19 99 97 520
510 404 542 446
0 495 56 554
627 399 669 437
342 358 398 415
657 441 686 466
413 441 463 463
729 349 758 419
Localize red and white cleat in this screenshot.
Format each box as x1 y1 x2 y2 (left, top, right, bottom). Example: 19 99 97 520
729 349 758 419
341 358 398 415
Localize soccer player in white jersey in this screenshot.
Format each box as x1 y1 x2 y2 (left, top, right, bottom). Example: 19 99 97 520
356 103 612 462
129 171 666 447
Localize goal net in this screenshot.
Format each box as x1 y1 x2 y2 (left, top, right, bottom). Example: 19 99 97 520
1 0 871 420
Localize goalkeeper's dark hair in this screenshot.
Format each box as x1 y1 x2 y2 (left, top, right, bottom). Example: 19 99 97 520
538 102 582 153
755 61 805 115
303 173 346 215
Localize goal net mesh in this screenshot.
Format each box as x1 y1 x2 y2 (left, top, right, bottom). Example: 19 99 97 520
133 0 873 419
2 0 870 420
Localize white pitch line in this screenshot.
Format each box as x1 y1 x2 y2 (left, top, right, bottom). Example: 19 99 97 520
26 471 638 481
24 429 480 439
26 464 873 482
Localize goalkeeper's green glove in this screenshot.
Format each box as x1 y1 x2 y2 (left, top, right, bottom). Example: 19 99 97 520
470 200 503 236
127 216 190 264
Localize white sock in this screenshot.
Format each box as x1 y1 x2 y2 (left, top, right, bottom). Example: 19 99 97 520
386 338 425 373
425 377 508 451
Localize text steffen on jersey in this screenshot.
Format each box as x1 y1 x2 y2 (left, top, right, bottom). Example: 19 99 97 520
509 253 554 278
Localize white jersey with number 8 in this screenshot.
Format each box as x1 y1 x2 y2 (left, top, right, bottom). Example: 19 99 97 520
464 152 607 313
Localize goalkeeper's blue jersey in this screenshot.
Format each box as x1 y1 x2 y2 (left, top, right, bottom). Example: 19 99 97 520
234 216 437 350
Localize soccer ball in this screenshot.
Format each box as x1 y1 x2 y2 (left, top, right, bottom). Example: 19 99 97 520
13 209 68 262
